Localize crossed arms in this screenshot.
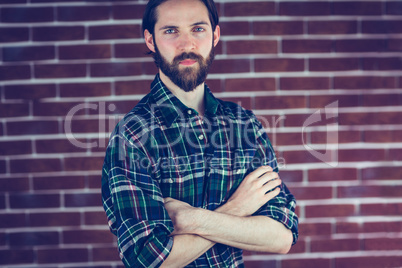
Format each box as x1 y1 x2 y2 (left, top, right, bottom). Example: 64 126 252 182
160 165 293 268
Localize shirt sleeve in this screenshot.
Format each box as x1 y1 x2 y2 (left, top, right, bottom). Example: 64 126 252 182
247 112 299 245
101 133 174 268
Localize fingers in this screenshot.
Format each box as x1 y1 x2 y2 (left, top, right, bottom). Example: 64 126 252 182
250 165 273 180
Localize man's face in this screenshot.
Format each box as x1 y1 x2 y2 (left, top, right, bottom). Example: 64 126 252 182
146 0 220 92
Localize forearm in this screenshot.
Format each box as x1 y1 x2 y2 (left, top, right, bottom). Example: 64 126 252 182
195 208 292 253
160 234 215 268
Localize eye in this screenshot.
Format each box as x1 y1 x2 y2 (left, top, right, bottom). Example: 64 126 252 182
164 28 177 34
193 27 205 32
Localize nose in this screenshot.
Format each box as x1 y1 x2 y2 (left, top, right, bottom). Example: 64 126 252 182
177 32 195 52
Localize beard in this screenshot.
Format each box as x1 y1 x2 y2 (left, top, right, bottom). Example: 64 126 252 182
152 43 215 92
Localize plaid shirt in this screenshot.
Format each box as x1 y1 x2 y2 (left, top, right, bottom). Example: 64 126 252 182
102 74 298 268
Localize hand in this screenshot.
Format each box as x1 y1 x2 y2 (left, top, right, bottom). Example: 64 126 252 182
218 166 281 217
164 197 198 235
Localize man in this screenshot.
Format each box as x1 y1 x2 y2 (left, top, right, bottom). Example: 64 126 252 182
101 0 298 267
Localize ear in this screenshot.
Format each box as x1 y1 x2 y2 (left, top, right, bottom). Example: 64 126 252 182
144 29 156 53
213 25 220 47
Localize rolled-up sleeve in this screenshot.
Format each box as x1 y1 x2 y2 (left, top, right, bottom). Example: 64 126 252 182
102 134 174 268
248 112 299 245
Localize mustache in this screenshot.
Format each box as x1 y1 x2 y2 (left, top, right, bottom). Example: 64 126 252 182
173 52 203 64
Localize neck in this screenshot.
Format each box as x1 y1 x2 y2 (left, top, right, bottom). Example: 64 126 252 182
159 71 205 116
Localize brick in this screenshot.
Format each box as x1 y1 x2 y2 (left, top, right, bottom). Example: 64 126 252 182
0 27 29 42
361 93 402 106
308 168 357 182
333 1 382 15
115 79 153 95
0 140 32 156
224 2 275 16
335 39 387 52
224 78 275 92
305 204 356 218
209 59 250 74
9 193 60 209
37 248 88 264
311 238 360 252
0 213 27 228
309 94 360 108
33 175 86 190
33 26 85 41
364 130 402 143
253 21 303 35
142 61 160 75
60 82 111 97
388 149 402 161
92 246 121 262
0 103 29 117
90 62 142 77
35 63 87 78
282 258 331 268
360 203 402 216
10 158 62 173
0 177 30 192
0 0 26 3
115 43 149 58
89 25 141 40
0 65 30 81
64 156 104 172
279 2 331 16
386 1 402 15
0 249 34 265
335 256 402 268
282 39 332 53
335 221 361 234
362 166 402 181
84 211 107 225
59 44 111 60
339 111 402 125
280 77 330 90
65 192 102 207
364 237 402 251
309 58 359 71
362 20 402 34
7 120 59 136
36 138 86 154
0 160 5 174
273 132 304 147
289 185 333 200
29 212 81 227
287 239 305 253
226 40 277 55
363 221 401 233
63 118 101 135
5 84 56 100
362 57 402 70
9 231 59 246
63 229 114 244
388 39 402 51
338 185 402 198
113 4 146 20
88 174 103 188
338 149 386 162
219 21 250 36
255 95 306 110
334 76 396 89
255 58 304 72
57 6 110 21
1 7 54 23
308 20 358 35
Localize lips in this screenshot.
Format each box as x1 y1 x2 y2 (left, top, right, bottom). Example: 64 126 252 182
179 59 197 66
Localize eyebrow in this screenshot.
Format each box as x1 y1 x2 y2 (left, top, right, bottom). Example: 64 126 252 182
158 21 209 31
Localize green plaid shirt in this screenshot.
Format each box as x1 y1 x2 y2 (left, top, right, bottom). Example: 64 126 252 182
102 74 298 268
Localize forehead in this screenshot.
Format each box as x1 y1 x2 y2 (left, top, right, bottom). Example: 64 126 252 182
156 0 210 27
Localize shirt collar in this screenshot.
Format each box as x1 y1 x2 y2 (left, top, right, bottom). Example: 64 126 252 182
150 74 220 126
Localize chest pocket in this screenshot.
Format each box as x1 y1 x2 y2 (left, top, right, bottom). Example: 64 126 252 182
158 156 202 203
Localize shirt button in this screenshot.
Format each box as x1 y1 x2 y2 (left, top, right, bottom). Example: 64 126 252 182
187 110 192 115
198 134 204 140
168 178 173 183
236 169 241 174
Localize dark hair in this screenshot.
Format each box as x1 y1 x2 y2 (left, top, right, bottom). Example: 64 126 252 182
142 0 219 36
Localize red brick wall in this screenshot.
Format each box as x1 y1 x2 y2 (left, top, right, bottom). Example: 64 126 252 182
1 0 401 267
